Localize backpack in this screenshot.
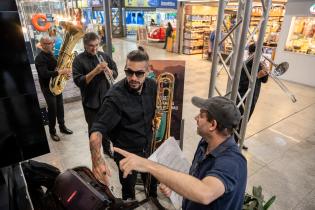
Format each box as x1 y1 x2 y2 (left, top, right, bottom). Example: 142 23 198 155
22 160 64 210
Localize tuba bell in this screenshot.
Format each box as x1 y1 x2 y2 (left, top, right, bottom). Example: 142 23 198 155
49 22 84 95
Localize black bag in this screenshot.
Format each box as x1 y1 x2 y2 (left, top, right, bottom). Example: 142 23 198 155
22 160 60 189
53 166 148 210
22 160 64 210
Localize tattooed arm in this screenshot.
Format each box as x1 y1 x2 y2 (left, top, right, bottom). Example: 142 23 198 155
90 131 111 186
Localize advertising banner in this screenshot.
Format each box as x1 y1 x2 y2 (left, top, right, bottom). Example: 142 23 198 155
89 0 103 7
159 0 177 8
149 60 185 141
125 0 159 8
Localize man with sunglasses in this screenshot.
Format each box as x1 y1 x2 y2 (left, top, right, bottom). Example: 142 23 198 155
73 32 118 156
35 36 73 142
88 47 160 203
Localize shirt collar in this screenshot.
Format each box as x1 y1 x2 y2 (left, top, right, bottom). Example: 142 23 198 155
83 50 96 58
41 50 53 57
200 136 237 158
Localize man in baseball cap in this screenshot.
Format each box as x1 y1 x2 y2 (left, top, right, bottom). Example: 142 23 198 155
113 96 247 210
191 96 241 130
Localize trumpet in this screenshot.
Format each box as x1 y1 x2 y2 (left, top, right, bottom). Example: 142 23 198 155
96 53 115 87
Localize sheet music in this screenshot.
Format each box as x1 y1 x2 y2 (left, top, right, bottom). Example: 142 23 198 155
149 137 191 209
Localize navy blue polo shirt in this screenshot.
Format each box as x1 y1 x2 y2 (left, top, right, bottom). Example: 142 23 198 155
182 136 247 210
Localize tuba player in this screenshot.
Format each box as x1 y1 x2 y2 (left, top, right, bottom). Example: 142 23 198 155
35 36 73 142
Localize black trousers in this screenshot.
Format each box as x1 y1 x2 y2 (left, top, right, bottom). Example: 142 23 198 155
235 90 259 143
163 37 168 49
83 106 110 152
114 152 158 200
42 89 65 134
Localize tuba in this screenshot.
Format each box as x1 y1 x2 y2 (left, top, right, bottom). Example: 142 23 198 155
49 22 84 95
145 72 175 198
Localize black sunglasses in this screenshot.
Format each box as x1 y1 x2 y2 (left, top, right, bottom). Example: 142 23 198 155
124 68 145 78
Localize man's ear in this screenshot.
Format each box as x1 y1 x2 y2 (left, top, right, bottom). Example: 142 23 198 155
209 119 217 132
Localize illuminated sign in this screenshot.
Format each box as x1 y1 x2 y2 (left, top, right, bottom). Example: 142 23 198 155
160 0 177 8
124 0 177 8
125 0 159 7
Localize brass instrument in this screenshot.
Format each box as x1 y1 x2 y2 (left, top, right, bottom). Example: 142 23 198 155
49 22 84 95
96 53 115 87
145 72 175 197
247 54 297 103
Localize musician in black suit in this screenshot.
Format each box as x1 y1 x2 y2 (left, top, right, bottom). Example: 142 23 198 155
72 32 118 155
35 36 73 142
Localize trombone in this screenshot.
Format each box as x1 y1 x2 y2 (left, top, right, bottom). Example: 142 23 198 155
96 53 115 87
247 54 297 103
262 55 297 103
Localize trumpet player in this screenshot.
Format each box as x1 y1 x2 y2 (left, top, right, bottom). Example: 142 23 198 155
236 43 269 149
72 32 118 156
35 36 73 142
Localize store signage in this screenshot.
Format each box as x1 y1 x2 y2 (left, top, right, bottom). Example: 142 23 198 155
310 4 315 15
160 0 177 8
125 0 159 7
89 0 103 7
45 13 54 22
78 0 88 8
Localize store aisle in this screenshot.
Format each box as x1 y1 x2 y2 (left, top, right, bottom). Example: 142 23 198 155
34 39 315 210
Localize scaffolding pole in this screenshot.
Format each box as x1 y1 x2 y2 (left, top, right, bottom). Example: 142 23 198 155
103 0 113 57
207 0 272 150
238 0 272 148
230 0 252 102
208 0 227 98
226 0 245 97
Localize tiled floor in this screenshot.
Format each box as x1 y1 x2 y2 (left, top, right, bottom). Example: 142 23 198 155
34 38 315 210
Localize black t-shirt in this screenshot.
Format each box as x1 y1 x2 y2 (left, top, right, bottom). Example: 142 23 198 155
90 78 157 153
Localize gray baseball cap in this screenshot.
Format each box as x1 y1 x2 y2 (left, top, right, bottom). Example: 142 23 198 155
192 96 241 128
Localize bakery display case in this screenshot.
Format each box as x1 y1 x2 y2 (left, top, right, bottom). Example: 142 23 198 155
284 16 315 55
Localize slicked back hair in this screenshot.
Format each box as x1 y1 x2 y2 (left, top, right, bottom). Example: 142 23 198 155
126 46 149 63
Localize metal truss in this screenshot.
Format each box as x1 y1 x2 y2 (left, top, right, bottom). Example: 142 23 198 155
102 0 113 57
111 0 124 37
208 0 272 149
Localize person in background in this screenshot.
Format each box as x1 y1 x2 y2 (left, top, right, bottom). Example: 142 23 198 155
236 43 269 150
98 25 107 52
114 96 247 210
163 22 173 49
48 27 63 59
72 32 118 156
150 18 156 26
35 36 73 142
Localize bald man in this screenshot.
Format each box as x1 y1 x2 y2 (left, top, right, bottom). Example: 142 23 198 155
35 36 73 141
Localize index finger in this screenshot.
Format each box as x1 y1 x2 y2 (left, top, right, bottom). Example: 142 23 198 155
113 147 131 157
